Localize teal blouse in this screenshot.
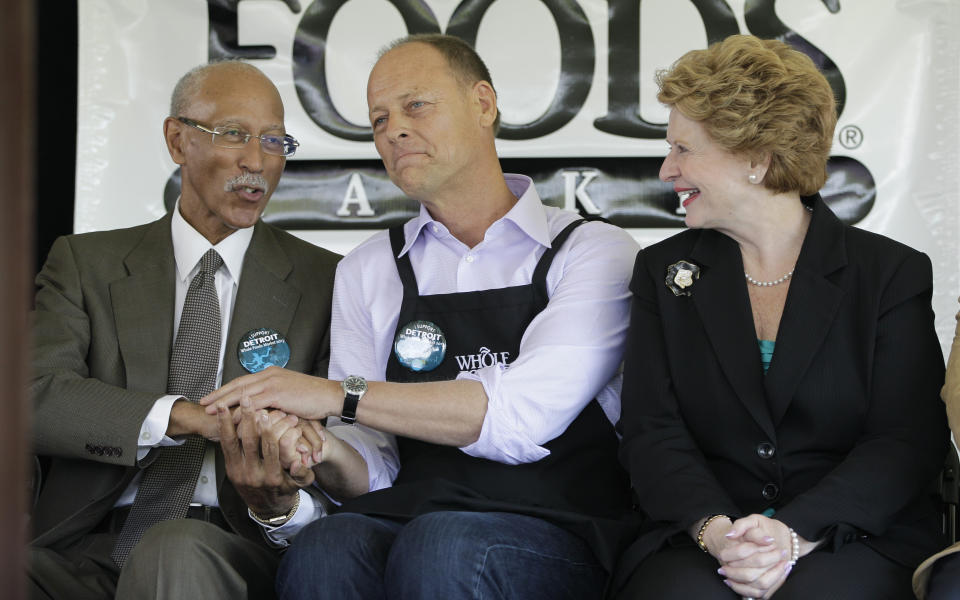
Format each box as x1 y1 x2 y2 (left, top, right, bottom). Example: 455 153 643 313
758 339 776 515
758 339 775 373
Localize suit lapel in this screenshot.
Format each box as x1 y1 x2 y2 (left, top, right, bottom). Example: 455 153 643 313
222 222 300 384
111 215 175 395
108 217 302 528
764 198 846 425
217 222 300 493
689 230 776 440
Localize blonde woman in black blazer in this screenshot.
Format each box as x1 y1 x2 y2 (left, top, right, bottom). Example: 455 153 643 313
614 35 948 600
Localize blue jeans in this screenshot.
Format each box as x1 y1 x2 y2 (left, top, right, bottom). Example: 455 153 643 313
276 511 607 600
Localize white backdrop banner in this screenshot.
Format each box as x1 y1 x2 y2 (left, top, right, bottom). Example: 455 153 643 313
76 0 959 351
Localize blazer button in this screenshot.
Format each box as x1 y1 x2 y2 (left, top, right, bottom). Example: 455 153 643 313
761 483 780 500
95 446 104 456
756 442 776 459
85 444 94 453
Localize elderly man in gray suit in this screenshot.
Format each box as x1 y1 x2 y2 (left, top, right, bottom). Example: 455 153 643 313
27 60 371 599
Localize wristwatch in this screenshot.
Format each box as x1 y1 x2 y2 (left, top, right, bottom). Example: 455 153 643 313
340 375 367 424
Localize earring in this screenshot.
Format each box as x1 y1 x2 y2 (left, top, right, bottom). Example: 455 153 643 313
748 174 759 184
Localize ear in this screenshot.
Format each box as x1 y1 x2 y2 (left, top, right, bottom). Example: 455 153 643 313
472 80 498 130
163 117 188 166
749 152 772 180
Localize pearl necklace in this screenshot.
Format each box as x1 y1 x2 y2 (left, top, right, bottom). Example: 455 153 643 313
743 204 812 287
744 269 794 287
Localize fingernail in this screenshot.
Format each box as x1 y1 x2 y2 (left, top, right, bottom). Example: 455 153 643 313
785 563 793 575
722 579 732 588
725 530 737 538
298 444 308 454
717 568 726 576
781 549 788 559
314 450 322 462
763 536 775 543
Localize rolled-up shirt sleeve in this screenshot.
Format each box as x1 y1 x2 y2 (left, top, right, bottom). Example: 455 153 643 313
326 417 398 492
458 223 638 464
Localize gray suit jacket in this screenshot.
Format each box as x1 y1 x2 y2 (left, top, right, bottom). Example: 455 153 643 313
30 213 340 550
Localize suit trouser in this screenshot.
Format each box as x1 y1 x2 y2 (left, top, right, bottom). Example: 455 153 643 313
29 515 278 600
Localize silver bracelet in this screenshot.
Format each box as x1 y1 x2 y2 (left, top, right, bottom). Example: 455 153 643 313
787 527 800 565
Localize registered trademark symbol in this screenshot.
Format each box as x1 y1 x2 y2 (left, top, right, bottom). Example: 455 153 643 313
839 125 863 149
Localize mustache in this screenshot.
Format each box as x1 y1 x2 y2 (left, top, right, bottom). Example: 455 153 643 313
224 172 270 194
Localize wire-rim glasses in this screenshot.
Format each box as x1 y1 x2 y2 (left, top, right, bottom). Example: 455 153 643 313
176 117 299 157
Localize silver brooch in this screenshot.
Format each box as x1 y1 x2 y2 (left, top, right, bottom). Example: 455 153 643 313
665 260 701 297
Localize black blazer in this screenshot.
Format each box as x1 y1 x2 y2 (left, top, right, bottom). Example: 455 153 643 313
615 197 948 589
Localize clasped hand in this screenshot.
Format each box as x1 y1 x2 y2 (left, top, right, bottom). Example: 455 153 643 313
217 402 326 517
201 366 335 421
704 514 800 599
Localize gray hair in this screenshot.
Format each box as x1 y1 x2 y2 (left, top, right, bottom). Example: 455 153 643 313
169 59 265 117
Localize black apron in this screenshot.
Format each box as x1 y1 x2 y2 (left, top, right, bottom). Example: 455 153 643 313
338 220 637 571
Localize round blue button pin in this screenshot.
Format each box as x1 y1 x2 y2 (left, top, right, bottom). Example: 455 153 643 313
394 320 446 372
238 328 290 373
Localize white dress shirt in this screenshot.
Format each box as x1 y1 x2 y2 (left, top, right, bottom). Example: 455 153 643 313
327 174 640 489
113 203 323 545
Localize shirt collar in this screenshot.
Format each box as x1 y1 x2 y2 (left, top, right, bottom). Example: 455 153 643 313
500 174 552 248
170 198 254 283
396 174 552 257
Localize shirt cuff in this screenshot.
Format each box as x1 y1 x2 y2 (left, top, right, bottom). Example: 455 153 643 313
254 489 323 548
456 367 550 465
136 394 187 461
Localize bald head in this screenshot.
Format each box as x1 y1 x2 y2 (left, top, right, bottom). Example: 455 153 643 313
170 60 282 119
378 34 500 134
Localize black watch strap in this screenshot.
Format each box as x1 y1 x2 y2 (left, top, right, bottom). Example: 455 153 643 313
341 393 359 424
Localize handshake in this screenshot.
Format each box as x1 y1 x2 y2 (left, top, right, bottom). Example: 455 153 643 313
168 382 343 523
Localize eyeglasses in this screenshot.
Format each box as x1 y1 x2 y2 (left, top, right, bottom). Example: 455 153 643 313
176 117 300 157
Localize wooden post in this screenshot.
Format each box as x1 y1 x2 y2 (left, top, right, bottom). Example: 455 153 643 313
0 0 35 597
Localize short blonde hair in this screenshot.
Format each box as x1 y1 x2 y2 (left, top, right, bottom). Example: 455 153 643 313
657 35 837 195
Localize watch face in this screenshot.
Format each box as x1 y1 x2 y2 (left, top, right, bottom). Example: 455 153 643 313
343 375 367 395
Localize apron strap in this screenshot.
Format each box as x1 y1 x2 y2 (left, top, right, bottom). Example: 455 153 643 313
389 226 418 290
389 225 421 330
532 219 586 304
391 218 586 323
